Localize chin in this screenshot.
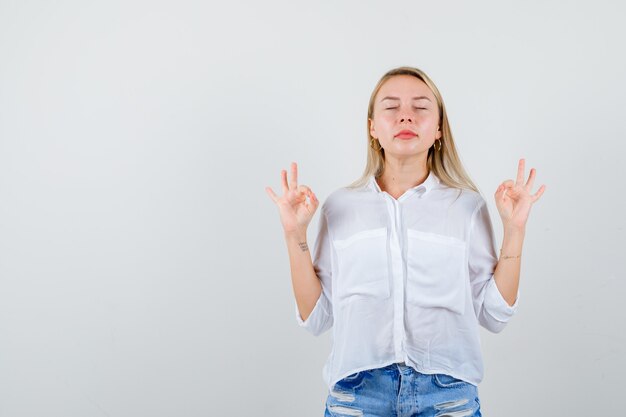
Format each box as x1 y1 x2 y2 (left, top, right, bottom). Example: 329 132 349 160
387 149 427 159
393 144 425 153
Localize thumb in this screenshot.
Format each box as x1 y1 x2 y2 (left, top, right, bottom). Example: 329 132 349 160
495 183 507 203
307 189 319 212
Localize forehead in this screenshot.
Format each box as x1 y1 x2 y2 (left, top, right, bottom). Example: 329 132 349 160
376 75 435 102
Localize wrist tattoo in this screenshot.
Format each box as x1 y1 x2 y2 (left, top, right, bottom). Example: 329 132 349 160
298 242 309 252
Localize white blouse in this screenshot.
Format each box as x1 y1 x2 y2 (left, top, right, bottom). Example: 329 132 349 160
294 170 520 391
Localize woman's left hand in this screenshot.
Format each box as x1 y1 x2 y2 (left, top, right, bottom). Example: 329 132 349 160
495 158 546 231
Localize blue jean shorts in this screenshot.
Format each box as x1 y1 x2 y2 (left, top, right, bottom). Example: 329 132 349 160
324 362 481 417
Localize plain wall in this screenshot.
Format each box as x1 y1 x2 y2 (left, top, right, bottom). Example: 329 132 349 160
1 0 624 415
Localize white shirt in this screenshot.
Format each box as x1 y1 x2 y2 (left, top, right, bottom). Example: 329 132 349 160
294 170 520 390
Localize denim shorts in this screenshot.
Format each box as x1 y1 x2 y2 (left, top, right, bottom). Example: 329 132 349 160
324 362 481 417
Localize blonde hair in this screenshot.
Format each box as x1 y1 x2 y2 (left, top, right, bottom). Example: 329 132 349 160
347 66 479 193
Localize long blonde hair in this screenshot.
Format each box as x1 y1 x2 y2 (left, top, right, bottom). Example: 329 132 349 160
347 66 479 193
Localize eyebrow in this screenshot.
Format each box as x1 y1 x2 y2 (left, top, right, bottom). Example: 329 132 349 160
380 96 432 102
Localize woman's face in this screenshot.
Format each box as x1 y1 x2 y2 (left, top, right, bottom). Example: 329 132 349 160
369 75 442 159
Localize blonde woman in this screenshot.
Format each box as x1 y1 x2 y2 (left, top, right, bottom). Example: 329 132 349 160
266 66 545 417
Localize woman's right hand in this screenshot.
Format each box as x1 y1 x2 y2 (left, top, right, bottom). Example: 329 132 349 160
265 162 319 235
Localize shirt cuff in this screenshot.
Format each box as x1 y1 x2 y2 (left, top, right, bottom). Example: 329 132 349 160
483 278 520 322
295 295 324 327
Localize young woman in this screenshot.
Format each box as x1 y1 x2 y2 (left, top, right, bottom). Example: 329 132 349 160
266 66 545 417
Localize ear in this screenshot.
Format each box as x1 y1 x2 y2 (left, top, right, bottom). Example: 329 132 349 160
436 125 442 139
369 118 377 138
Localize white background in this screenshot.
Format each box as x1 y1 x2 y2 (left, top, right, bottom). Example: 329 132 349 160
1 1 624 416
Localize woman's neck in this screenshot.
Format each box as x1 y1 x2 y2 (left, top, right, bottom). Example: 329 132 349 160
376 154 429 199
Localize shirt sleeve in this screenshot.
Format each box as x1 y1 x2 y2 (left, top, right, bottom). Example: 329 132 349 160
294 204 334 336
468 196 520 333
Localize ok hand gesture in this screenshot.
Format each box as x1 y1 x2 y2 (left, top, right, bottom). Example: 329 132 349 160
495 158 546 231
266 162 319 235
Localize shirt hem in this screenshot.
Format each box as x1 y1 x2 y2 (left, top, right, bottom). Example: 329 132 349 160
326 360 480 391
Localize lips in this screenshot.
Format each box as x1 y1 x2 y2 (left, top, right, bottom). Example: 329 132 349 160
395 129 417 139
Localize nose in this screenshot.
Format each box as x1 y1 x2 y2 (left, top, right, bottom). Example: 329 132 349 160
398 108 413 123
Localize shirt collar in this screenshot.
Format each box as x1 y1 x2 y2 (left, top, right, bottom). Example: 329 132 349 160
367 170 440 198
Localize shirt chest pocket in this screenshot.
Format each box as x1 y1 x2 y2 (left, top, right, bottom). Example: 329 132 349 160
332 227 391 303
406 229 467 315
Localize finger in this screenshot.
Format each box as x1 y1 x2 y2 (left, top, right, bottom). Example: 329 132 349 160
499 180 515 200
526 167 536 191
294 184 309 200
305 189 317 213
307 188 319 207
495 184 503 201
297 184 311 195
289 161 298 190
495 183 508 202
305 189 319 213
516 158 525 185
503 179 514 188
281 169 288 193
310 189 319 207
265 186 279 203
531 184 546 202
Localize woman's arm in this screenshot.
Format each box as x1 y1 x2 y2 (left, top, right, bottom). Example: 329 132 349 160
284 229 322 322
493 158 546 306
493 227 525 306
266 162 332 334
